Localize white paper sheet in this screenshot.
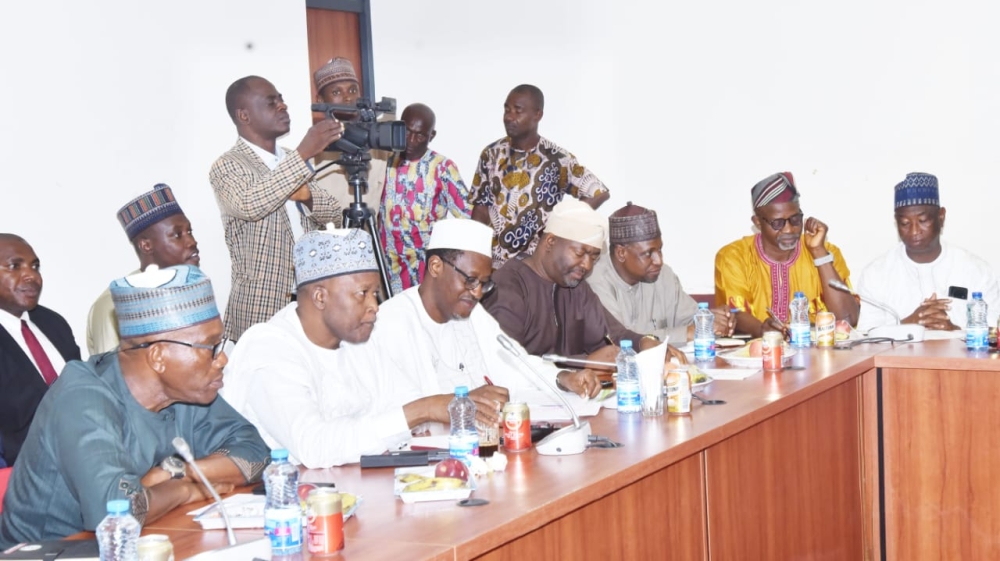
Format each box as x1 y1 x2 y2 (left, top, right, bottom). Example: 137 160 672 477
700 368 760 380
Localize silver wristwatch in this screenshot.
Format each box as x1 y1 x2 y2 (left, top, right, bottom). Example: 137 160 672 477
160 455 186 480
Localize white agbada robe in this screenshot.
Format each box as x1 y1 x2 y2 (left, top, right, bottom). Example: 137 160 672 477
221 303 411 468
367 287 560 434
855 241 1000 332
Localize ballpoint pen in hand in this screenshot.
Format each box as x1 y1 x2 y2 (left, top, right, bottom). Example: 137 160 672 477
765 307 789 334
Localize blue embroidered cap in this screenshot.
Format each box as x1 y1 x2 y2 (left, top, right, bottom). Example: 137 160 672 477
894 172 940 209
294 228 378 288
110 265 219 338
116 184 184 241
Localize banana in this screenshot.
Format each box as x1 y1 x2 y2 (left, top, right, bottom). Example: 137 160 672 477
403 477 466 493
396 473 428 484
340 493 357 513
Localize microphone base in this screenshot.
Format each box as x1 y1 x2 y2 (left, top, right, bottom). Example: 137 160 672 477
868 324 926 342
536 421 591 456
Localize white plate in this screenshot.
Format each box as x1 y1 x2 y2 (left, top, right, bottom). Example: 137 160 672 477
718 345 797 368
191 493 361 530
394 465 475 504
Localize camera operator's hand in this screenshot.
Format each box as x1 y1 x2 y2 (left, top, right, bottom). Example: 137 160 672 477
296 119 344 161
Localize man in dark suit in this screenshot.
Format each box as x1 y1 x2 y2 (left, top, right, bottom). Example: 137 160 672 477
0 234 80 466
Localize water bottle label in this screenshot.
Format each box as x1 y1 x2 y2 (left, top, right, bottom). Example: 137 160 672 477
617 381 641 413
449 434 479 465
265 507 303 554
790 325 811 347
967 327 989 350
694 337 716 361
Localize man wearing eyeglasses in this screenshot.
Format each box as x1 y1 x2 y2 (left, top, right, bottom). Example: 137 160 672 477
365 218 603 437
0 265 269 547
714 171 859 338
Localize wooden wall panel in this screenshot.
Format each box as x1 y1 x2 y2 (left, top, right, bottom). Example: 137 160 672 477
306 8 362 123
474 453 707 561
882 367 1000 560
705 378 864 560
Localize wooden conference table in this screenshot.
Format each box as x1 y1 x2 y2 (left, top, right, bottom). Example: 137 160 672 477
131 338 997 560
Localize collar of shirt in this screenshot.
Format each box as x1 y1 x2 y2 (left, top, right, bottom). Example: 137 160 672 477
0 308 66 381
240 137 286 171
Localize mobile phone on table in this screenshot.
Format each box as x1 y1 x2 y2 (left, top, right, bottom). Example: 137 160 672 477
948 286 969 300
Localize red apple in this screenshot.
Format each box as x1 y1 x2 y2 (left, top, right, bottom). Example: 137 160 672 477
835 320 851 341
434 458 470 482
748 339 763 358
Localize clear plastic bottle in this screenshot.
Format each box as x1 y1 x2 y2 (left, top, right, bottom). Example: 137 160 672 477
96 499 140 561
693 303 716 361
615 340 641 413
789 291 812 348
264 449 302 555
966 291 989 351
448 386 479 465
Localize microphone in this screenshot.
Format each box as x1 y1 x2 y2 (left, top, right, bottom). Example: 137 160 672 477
497 335 591 455
541 353 616 369
173 437 237 546
827 279 925 342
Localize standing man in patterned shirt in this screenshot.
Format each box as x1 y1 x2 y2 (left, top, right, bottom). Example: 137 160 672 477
378 103 470 294
470 84 610 270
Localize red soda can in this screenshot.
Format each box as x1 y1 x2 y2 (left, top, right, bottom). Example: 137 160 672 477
306 487 344 555
502 402 531 452
762 331 784 372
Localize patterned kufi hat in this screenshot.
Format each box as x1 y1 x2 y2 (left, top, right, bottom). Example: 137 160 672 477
426 218 493 259
608 202 661 245
543 197 607 250
751 172 799 209
116 184 184 241
110 265 219 338
314 57 359 92
894 172 940 209
294 227 378 288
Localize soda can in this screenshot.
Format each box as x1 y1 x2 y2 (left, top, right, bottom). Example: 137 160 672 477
306 487 344 555
816 311 835 347
762 331 784 372
137 534 174 561
665 368 692 415
502 402 531 452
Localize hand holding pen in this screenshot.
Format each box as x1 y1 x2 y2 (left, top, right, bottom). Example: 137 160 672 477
764 307 791 338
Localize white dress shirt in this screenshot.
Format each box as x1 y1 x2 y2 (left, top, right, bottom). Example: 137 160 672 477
0 309 66 381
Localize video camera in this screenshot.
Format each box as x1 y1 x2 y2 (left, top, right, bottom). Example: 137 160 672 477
311 97 406 157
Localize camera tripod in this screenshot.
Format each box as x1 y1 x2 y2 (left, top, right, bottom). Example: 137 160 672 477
337 154 394 301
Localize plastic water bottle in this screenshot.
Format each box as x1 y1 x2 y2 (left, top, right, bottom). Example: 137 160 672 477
693 303 716 361
448 386 479 465
616 340 641 413
789 291 811 348
96 499 140 561
264 449 302 555
966 292 989 351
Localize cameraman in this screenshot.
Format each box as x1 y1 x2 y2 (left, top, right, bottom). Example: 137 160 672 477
311 58 392 216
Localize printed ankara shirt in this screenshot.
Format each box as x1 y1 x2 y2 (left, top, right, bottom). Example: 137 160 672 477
470 136 608 269
378 150 470 294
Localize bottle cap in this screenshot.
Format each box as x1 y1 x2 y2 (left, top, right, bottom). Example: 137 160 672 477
106 499 130 515
270 449 289 461
973 291 983 299
454 386 469 397
795 291 805 298
620 339 632 349
698 302 709 309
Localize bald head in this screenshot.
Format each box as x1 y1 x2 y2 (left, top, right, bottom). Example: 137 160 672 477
401 102 437 161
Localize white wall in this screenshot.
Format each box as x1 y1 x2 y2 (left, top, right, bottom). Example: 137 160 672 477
3 0 998 354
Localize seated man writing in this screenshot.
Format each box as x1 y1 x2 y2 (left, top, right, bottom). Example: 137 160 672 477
484 198 686 369
364 218 603 435
0 265 269 547
714 172 859 337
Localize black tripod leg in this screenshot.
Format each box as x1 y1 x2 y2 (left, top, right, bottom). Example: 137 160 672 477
365 212 394 301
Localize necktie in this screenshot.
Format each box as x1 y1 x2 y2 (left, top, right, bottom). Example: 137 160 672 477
21 320 58 386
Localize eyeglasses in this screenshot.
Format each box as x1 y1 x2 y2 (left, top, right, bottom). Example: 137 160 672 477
758 212 804 231
437 256 496 294
123 338 228 359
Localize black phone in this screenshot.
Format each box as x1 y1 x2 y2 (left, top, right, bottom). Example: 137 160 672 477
948 286 969 300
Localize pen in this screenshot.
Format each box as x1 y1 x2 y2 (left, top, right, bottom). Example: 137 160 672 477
483 375 494 386
765 307 787 329
604 334 615 346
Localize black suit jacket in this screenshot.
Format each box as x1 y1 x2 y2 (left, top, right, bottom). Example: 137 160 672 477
0 306 80 466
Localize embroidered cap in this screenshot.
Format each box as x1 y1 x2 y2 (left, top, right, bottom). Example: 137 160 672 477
314 57 359 92
116 184 184 241
608 202 661 245
894 172 940 209
751 172 799 209
110 265 219 338
294 227 378 288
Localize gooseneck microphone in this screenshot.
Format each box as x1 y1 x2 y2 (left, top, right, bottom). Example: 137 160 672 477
497 335 591 455
828 279 925 342
540 353 617 369
172 437 237 546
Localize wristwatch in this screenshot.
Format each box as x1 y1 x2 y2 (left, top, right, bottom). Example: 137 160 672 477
160 455 186 480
